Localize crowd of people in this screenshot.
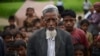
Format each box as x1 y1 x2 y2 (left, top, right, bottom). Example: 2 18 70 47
0 1 100 56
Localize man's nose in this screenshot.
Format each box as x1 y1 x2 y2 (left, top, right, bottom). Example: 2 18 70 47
67 21 71 25
49 21 54 25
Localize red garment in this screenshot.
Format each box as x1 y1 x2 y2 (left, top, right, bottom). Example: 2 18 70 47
71 28 89 48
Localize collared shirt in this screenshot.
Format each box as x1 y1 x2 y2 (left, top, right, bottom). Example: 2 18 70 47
46 30 57 56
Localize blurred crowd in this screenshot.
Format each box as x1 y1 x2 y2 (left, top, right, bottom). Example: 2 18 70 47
0 0 100 56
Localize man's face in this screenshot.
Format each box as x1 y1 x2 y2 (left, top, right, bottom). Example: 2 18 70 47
63 16 76 32
44 12 58 31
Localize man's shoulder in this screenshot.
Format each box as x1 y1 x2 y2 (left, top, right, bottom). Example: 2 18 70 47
74 28 85 35
28 28 45 41
57 28 71 36
32 28 45 36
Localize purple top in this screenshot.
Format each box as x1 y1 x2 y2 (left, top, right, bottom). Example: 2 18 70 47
91 13 100 25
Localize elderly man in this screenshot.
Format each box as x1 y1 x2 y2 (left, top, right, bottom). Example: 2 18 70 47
27 5 74 56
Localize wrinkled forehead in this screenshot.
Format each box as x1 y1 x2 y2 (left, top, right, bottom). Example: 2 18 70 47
44 12 58 19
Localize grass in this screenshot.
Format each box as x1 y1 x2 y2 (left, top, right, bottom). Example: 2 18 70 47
0 0 99 18
0 25 5 31
0 2 23 18
55 0 100 12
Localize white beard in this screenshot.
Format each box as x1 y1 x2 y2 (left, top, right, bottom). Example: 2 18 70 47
46 29 57 40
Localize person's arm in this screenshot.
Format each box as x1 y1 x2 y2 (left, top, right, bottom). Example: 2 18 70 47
81 32 89 48
27 34 36 56
0 37 5 56
66 33 74 56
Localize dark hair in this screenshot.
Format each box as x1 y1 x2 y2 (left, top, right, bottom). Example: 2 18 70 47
26 7 34 16
78 16 82 20
8 15 15 21
74 44 88 56
6 41 15 48
14 40 26 48
61 9 76 18
80 19 90 26
32 18 41 26
58 21 64 26
14 31 24 39
2 31 13 39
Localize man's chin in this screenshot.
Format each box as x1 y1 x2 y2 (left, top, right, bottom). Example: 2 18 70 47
48 27 55 31
66 28 73 32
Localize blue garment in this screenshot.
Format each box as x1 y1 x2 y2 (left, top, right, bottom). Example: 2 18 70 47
91 46 100 56
0 37 5 56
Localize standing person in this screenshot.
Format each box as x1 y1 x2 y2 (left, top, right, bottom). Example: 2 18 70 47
90 34 100 56
76 16 82 28
89 2 100 36
4 15 16 31
23 7 38 32
61 9 89 48
83 0 92 14
56 0 64 15
80 19 93 46
27 5 74 56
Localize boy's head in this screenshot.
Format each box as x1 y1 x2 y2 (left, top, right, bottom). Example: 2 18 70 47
26 7 34 16
74 44 87 56
14 31 24 41
33 18 42 30
15 40 26 56
78 16 82 21
2 31 14 42
8 15 15 25
6 41 16 56
61 9 76 32
80 19 90 32
58 21 65 30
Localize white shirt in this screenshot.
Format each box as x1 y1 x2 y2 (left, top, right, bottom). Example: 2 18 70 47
46 30 57 56
57 1 63 6
83 1 92 10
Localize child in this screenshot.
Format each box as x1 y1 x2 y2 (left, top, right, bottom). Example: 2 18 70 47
4 15 16 31
6 41 16 56
90 34 100 56
80 19 93 46
15 40 26 56
32 18 42 31
14 31 24 41
58 21 65 30
74 44 88 56
2 31 14 43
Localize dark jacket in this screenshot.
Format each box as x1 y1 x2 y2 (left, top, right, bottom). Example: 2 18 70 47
0 37 5 56
27 28 74 56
